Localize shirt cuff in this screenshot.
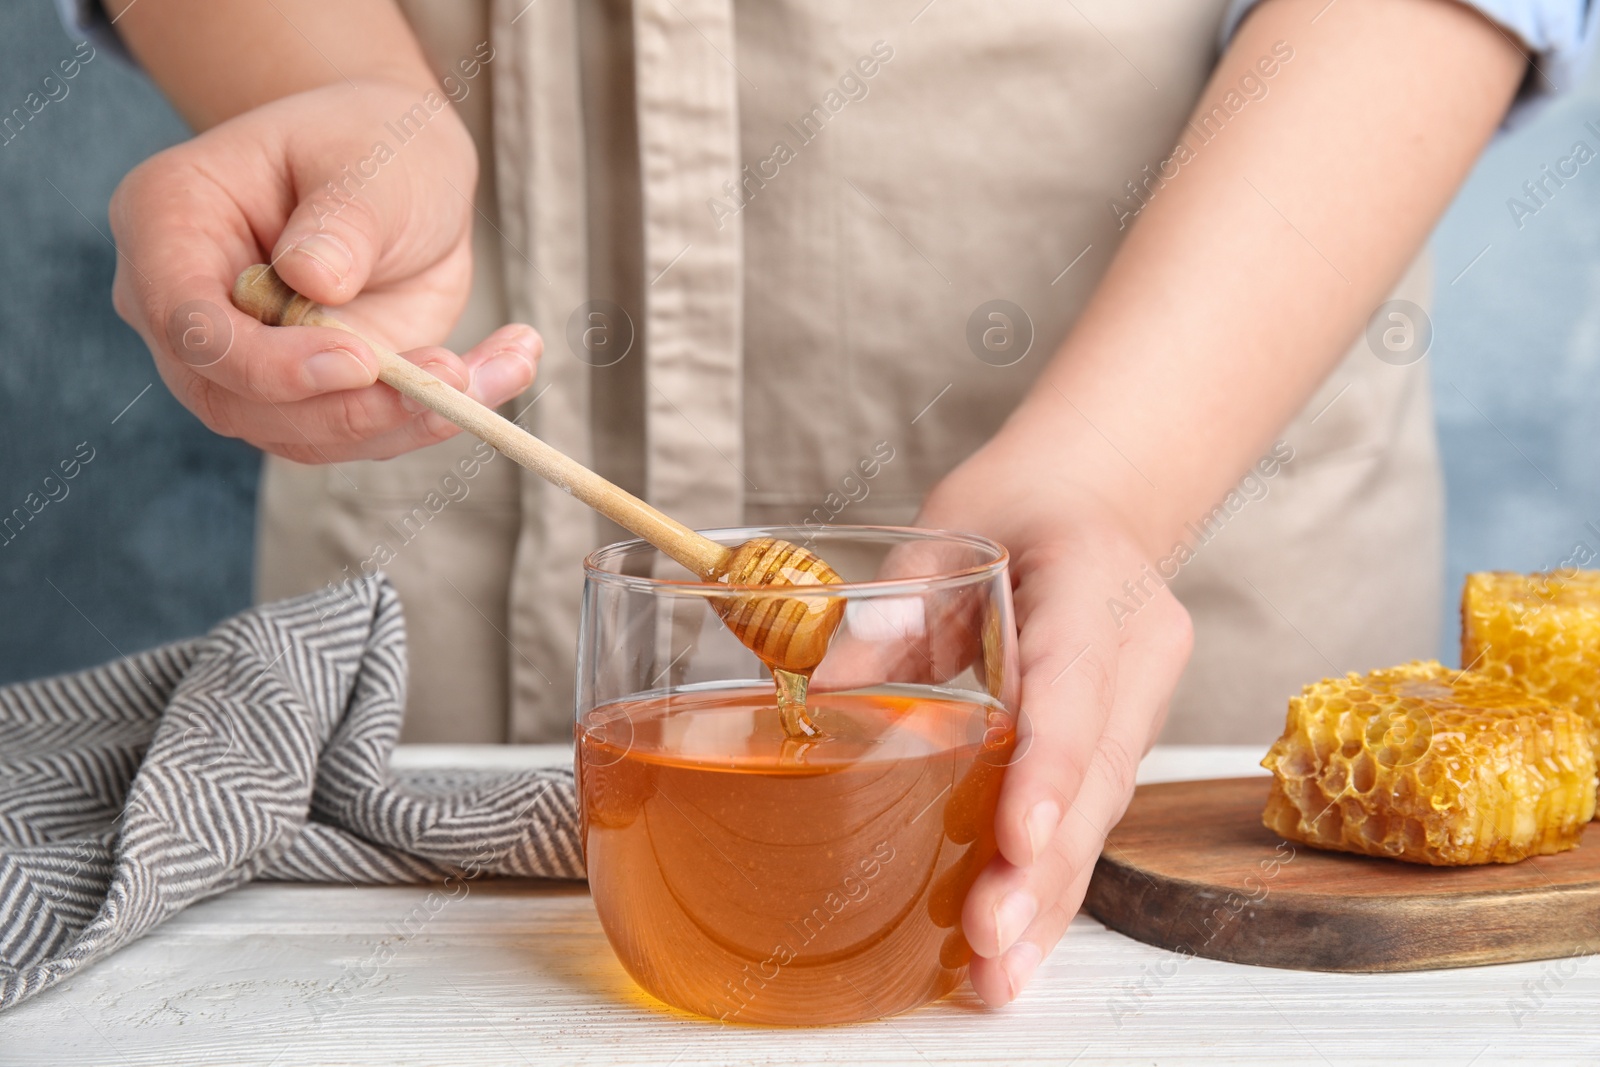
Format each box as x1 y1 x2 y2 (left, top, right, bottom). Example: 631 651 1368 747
1220 0 1598 129
52 0 134 65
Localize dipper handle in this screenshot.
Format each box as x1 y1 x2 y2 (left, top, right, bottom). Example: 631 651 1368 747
231 264 729 579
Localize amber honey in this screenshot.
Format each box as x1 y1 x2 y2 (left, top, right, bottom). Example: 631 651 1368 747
578 685 1014 1025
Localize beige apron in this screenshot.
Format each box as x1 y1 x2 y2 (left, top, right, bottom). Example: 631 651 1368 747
257 0 1442 745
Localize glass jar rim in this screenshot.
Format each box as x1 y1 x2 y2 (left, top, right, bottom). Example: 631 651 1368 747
582 524 1009 598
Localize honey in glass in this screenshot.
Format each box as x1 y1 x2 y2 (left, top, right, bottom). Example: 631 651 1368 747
578 683 1014 1025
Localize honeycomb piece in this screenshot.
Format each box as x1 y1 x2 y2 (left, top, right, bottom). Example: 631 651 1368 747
1261 661 1596 866
1462 570 1600 745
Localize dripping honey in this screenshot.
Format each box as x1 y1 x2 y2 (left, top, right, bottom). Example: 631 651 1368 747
708 536 845 737
578 685 1014 1025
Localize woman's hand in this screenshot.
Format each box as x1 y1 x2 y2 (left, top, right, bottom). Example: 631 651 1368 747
918 443 1193 1007
109 81 540 463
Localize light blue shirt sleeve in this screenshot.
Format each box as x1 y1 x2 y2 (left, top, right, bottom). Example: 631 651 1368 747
51 0 133 64
1221 0 1599 128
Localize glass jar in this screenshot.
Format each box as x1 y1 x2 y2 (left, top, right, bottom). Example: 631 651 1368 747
576 525 1020 1025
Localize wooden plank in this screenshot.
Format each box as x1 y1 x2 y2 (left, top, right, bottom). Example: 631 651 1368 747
1085 777 1600 972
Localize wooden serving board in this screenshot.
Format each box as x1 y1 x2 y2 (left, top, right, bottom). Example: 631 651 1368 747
1083 776 1600 972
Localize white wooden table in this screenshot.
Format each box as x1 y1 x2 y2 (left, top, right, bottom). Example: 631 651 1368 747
3 746 1596 1066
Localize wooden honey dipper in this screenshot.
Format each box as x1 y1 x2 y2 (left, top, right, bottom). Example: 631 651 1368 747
231 265 843 734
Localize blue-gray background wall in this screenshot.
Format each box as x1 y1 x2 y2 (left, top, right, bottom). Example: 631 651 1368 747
1433 71 1600 664
0 4 1594 683
0 3 257 684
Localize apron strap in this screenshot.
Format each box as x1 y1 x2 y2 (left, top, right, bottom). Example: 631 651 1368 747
491 0 595 740
633 0 748 540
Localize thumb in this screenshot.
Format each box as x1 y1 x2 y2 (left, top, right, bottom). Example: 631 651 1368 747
270 183 386 307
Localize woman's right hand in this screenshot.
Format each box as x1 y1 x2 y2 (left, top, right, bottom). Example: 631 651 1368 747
109 81 540 463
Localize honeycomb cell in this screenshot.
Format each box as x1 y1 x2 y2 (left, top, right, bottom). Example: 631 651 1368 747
1261 661 1596 866
1462 570 1600 746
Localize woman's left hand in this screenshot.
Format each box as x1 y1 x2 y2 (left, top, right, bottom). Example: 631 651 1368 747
917 449 1193 1006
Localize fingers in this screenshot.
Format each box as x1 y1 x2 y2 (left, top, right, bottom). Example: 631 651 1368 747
266 87 477 309
962 712 1152 1005
962 582 1191 1007
966 840 1097 1007
811 535 991 692
812 593 941 692
109 151 387 411
992 550 1194 869
272 192 382 307
161 324 540 461
340 327 539 459
459 324 543 408
988 555 1122 871
137 266 537 460
201 306 382 405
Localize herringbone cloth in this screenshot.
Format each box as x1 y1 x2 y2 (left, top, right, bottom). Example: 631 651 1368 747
0 575 582 1011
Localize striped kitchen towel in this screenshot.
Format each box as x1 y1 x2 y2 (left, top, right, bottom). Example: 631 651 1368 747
0 575 582 1011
